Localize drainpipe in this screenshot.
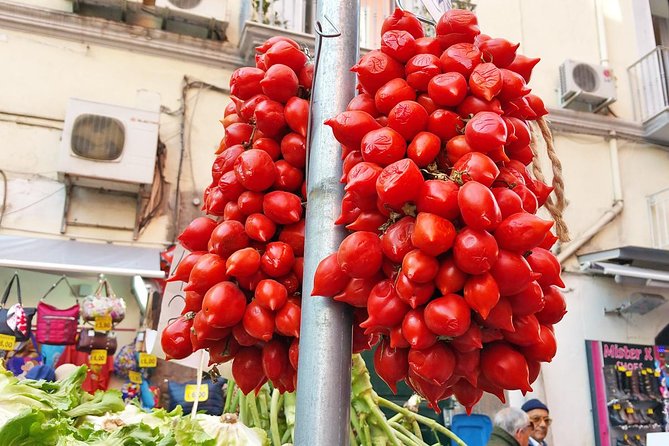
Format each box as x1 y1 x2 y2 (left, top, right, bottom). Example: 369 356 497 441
557 1 624 264
558 131 623 263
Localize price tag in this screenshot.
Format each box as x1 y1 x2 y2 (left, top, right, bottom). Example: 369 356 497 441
655 371 662 377
138 353 157 368
626 407 635 414
612 403 622 410
184 384 208 402
128 371 143 384
641 370 648 375
89 349 107 365
618 366 627 372
647 367 654 373
647 408 655 415
94 315 113 332
0 334 16 350
625 371 633 377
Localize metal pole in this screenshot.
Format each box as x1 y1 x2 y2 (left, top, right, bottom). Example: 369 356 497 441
294 0 359 444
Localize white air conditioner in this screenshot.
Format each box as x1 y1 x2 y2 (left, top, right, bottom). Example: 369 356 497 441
57 98 160 193
155 0 226 21
559 59 616 111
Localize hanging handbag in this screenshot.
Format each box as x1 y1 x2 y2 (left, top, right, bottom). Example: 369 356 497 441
76 329 117 355
36 276 80 345
81 278 126 324
0 274 36 342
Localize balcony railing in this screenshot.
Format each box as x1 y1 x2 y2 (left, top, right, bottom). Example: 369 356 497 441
648 188 669 250
628 46 669 123
247 0 432 49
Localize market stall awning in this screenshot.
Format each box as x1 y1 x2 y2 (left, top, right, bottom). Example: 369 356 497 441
0 235 165 278
578 245 669 287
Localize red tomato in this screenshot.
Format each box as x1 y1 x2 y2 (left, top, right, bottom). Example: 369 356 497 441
428 72 468 107
260 64 299 103
480 342 532 392
275 299 301 337
359 280 410 334
167 251 205 283
512 184 539 214
507 54 541 83
209 220 249 258
347 93 379 117
450 323 483 353
337 231 383 278
232 347 267 394
395 272 434 309
284 97 309 137
457 95 504 117
177 217 217 252
507 281 545 316
440 43 481 77
478 38 519 68
254 279 288 312
264 40 307 73
256 36 299 53
402 249 439 284
201 281 246 328
453 228 499 275
453 152 500 187
230 67 265 100
346 211 386 233
408 342 456 386
416 179 460 220
243 300 275 342
224 122 253 149
499 69 531 101
312 253 349 297
278 133 305 169
233 149 276 192
224 101 237 117
298 63 314 88
236 191 263 216
453 379 484 415
233 323 260 346
161 314 194 360
212 145 244 182
406 54 442 92
414 37 441 56
226 247 261 278
376 158 424 211
444 135 473 165
407 131 441 167
427 109 464 141
263 191 303 225
435 9 480 48
494 213 554 253
492 187 524 219
260 241 295 278
252 137 281 160
208 336 240 365
375 78 416 115
381 29 417 62
182 290 203 314
334 274 382 308
345 162 383 198
278 219 305 256
341 151 364 182
417 94 439 114
273 160 303 192
504 313 542 347
424 294 471 337
389 101 430 142
463 272 500 319
184 253 229 295
469 63 502 101
402 308 437 350
352 50 406 95
325 110 382 149
536 286 567 325
374 338 409 393
526 248 565 288
458 181 502 231
254 99 287 138
360 127 407 166
465 111 507 152
380 216 415 263
478 298 514 332
262 339 289 383
435 256 468 295
245 213 276 242
411 212 456 257
521 324 557 363
382 7 424 39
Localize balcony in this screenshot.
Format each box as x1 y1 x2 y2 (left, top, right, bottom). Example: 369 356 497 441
628 46 669 146
238 0 430 60
649 188 669 250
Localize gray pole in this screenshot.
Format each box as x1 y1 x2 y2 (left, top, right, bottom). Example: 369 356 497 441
294 0 359 444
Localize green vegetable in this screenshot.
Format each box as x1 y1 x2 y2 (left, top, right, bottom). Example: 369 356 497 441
65 390 125 418
175 413 269 446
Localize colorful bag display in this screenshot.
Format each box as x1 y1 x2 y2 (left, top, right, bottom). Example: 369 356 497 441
0 274 36 342
81 278 126 323
36 276 80 345
76 329 117 355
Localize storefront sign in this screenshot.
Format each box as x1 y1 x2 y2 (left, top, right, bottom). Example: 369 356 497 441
94 315 113 332
138 353 157 368
184 384 208 402
0 334 16 350
601 341 655 370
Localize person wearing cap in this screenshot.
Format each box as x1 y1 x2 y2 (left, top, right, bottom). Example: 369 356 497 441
521 399 551 446
487 407 533 446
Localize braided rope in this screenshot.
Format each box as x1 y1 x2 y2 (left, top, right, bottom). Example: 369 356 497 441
529 117 571 242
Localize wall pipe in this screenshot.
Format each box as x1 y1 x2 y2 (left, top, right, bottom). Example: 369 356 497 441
293 0 359 445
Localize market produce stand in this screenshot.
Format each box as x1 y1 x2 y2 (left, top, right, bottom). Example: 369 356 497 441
293 0 359 444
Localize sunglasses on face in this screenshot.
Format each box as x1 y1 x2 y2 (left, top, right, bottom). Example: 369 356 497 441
530 416 552 426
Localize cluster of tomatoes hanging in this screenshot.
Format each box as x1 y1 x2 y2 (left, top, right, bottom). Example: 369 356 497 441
161 36 314 395
312 8 567 412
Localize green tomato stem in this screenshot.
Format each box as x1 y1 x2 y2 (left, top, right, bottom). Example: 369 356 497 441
224 380 236 414
350 403 363 440
248 391 262 428
239 391 248 425
269 389 282 446
364 394 402 446
376 397 466 446
388 422 424 446
258 388 270 430
362 419 373 446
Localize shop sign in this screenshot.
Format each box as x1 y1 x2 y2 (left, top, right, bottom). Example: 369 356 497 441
601 341 655 371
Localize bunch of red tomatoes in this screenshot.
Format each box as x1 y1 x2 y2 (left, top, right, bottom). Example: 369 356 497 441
161 35 313 395
312 8 567 412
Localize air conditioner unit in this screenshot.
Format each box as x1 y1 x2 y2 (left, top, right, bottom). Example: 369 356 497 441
155 0 226 21
57 98 160 193
559 59 616 112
